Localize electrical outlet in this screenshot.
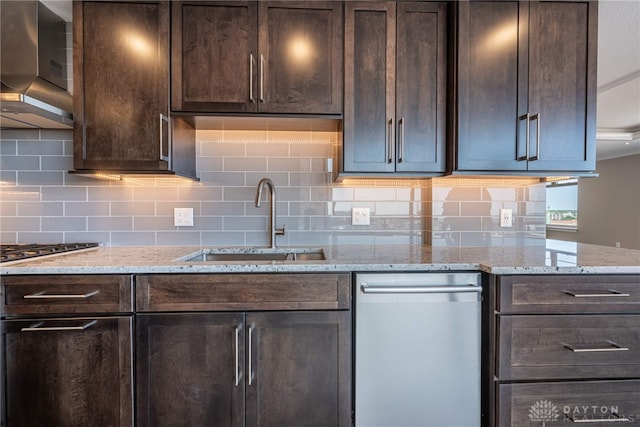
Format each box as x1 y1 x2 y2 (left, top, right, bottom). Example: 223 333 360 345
174 208 194 227
499 208 513 228
352 207 370 226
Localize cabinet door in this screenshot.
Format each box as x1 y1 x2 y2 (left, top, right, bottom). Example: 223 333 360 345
3 317 133 427
171 1 258 112
526 0 597 171
395 2 447 173
258 1 343 114
246 311 351 427
456 1 528 171
73 1 169 171
136 313 245 427
344 2 396 172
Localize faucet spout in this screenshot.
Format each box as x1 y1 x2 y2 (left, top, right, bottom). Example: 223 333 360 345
255 178 285 248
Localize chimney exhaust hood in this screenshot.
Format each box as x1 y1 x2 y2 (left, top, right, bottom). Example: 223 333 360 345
1 1 73 129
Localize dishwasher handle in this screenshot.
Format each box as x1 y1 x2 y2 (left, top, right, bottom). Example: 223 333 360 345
360 284 482 294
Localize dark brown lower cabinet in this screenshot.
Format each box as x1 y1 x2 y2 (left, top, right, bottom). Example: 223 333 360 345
136 310 351 427
3 316 133 427
498 380 640 426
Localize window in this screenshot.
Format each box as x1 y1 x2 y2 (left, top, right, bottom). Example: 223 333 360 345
546 179 578 229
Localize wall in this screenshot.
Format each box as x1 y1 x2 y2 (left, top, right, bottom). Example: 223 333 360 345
0 128 546 247
548 154 640 249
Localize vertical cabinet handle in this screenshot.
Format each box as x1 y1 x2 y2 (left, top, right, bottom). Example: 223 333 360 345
234 326 241 386
248 325 254 385
386 118 394 163
517 113 530 161
159 114 170 163
259 55 265 103
529 113 540 161
249 54 256 103
398 117 405 163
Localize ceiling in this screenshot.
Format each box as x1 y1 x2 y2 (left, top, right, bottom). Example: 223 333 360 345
41 0 640 161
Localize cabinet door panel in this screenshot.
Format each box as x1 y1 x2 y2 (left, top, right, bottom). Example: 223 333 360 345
259 1 343 114
395 2 446 173
527 1 596 171
171 1 258 112
456 1 527 171
245 311 351 427
74 1 169 171
4 317 133 427
344 2 395 172
136 313 245 427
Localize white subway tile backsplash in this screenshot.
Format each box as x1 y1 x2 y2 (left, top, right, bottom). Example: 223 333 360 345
0 129 547 247
18 202 64 217
42 217 87 232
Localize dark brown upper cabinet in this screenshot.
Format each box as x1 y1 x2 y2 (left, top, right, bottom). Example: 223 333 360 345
452 0 597 174
73 1 196 178
171 1 343 115
343 2 447 174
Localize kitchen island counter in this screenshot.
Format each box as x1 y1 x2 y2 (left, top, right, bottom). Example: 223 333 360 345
2 240 639 275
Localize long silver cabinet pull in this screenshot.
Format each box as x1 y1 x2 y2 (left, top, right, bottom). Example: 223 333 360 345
387 118 394 163
517 113 530 161
563 289 630 298
249 54 255 103
159 114 170 163
21 320 98 332
248 325 254 386
259 54 265 103
24 290 100 299
566 413 631 423
361 284 482 294
529 113 540 161
398 117 405 163
563 340 629 353
234 326 241 386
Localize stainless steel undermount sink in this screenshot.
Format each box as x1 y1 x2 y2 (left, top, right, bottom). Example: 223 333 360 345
175 248 326 263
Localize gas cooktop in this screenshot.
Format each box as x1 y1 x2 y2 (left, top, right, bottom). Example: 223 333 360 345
0 243 100 264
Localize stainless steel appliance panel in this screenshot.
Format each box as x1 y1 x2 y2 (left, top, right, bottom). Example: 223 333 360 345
355 272 481 427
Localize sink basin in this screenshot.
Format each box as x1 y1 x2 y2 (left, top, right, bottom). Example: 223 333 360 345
176 248 325 263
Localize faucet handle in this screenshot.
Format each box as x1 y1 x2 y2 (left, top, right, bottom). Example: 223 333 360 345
276 225 285 236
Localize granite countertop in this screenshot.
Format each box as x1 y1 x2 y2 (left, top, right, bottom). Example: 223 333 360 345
1 240 639 275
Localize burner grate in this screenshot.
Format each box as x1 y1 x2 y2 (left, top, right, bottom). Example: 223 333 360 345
0 243 99 263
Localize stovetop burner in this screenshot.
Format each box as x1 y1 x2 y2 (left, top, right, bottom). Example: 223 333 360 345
0 243 100 264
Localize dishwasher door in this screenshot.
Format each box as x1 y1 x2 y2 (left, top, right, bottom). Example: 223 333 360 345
355 272 481 427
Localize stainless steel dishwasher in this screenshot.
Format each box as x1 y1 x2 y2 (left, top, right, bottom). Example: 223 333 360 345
355 272 482 427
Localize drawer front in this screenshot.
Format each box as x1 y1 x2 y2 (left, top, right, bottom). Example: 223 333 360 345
498 275 640 313
3 275 133 315
498 380 640 426
135 273 351 312
498 314 640 380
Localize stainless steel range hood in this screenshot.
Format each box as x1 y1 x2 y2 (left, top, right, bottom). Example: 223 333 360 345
1 1 73 129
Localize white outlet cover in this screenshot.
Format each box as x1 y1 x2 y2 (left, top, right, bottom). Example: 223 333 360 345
352 207 370 226
174 208 194 227
499 208 513 228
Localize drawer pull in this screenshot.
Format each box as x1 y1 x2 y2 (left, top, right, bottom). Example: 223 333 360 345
21 320 98 332
563 289 630 298
563 340 630 353
566 412 632 423
24 290 100 299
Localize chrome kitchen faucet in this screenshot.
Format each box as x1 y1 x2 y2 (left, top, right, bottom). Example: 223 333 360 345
255 178 285 248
